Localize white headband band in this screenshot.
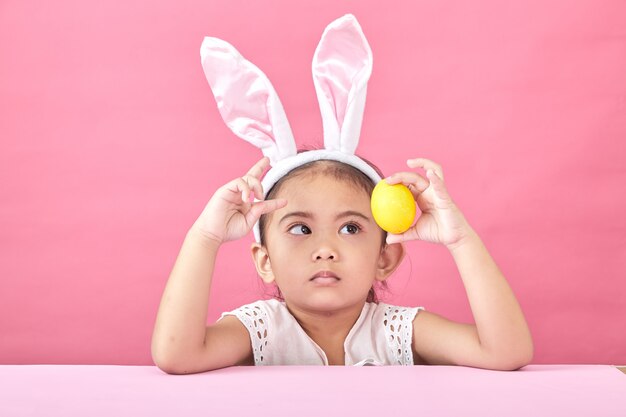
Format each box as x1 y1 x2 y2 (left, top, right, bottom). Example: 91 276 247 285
200 14 380 242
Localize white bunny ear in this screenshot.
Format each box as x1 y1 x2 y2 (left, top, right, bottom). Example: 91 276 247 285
312 14 373 154
200 37 297 165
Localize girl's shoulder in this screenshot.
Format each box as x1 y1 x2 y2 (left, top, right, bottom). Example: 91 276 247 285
370 301 425 319
217 298 287 325
351 301 426 339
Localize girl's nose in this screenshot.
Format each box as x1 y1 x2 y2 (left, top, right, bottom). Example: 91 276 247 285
312 244 338 261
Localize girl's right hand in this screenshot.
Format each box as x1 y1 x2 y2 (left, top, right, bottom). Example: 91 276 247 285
190 157 287 245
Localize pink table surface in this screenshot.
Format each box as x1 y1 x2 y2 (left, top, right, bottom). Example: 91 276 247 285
0 365 624 416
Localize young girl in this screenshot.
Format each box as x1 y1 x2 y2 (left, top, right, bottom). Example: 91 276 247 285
151 14 533 373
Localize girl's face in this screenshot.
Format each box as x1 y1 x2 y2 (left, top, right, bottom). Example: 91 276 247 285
252 171 403 312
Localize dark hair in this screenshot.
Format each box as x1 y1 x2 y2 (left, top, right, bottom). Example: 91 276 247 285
258 151 390 304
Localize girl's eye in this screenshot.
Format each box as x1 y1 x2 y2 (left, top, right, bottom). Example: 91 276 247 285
288 224 311 235
340 223 361 235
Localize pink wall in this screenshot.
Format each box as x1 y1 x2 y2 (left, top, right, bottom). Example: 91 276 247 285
1 1 624 365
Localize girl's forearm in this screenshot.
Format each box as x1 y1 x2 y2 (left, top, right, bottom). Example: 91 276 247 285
151 227 221 367
448 226 534 365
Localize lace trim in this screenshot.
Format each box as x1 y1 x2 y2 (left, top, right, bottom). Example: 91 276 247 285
383 305 423 365
231 303 269 365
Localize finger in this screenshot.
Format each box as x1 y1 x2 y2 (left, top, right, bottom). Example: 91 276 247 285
246 157 270 179
246 198 288 224
425 169 451 201
406 158 444 180
386 227 420 245
230 178 252 203
242 175 264 201
386 233 404 245
384 172 430 194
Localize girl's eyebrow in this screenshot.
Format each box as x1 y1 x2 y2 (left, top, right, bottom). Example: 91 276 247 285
279 211 313 225
279 210 370 225
336 210 370 222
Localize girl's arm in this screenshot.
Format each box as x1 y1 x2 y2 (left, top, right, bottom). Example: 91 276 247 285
410 226 533 370
151 227 220 372
151 157 286 373
386 158 533 370
447 225 533 368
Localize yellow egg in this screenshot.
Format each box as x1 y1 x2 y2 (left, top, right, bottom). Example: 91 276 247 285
371 180 416 234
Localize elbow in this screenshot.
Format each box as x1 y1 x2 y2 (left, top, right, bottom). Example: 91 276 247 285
517 340 535 369
152 348 177 374
152 354 195 375
517 335 535 367
481 336 534 371
493 340 534 371
154 361 216 376
154 361 181 375
152 344 215 375
496 355 532 371
151 340 183 375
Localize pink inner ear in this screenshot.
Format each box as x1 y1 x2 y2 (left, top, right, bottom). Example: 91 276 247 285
200 37 296 164
202 41 275 146
313 21 370 132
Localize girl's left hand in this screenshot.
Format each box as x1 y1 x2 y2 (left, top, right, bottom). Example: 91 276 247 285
384 158 472 248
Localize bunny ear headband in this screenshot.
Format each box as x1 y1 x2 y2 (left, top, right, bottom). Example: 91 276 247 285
200 13 381 242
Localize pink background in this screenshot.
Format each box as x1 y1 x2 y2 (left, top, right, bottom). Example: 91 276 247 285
1 1 625 365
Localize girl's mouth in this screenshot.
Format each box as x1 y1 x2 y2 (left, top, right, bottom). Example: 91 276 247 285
310 271 340 285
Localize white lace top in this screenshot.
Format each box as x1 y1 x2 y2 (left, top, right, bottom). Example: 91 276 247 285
217 299 425 366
